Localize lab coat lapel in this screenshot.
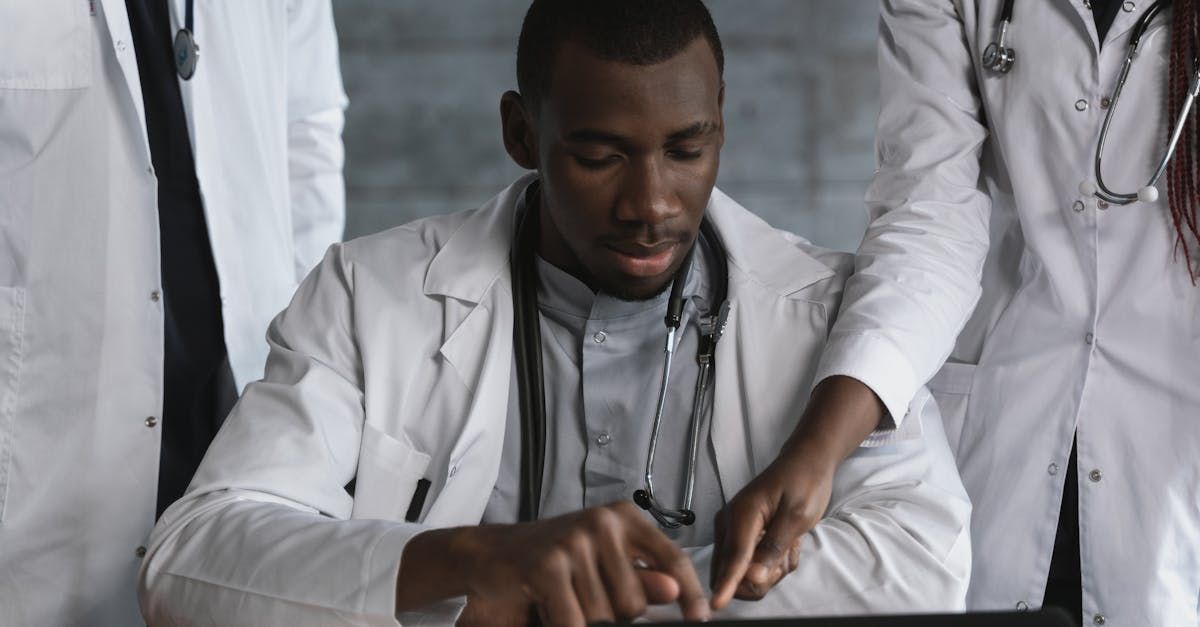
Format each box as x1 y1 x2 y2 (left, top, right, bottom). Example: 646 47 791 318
1055 0 1101 53
705 190 835 499
419 177 531 523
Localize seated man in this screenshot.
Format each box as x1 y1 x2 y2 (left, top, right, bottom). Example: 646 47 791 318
139 2 970 624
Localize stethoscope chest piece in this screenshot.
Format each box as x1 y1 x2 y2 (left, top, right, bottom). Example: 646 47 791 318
174 28 199 80
982 40 1016 73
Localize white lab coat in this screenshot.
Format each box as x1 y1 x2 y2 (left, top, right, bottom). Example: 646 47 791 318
139 177 972 625
813 1 1200 625
0 1 346 624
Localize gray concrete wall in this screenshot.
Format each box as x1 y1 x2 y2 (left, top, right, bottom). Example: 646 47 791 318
333 1 880 253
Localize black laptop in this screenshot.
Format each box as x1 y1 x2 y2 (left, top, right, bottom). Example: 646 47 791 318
628 609 1075 626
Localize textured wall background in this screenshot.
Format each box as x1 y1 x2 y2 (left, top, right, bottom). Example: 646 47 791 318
333 1 880 253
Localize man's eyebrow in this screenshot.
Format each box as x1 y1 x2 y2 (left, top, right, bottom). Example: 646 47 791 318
667 121 720 141
564 129 628 144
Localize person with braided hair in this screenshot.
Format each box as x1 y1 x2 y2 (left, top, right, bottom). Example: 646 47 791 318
710 1 1200 626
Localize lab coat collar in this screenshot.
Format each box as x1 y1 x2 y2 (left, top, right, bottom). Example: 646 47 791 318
704 187 836 295
423 174 836 303
422 174 532 303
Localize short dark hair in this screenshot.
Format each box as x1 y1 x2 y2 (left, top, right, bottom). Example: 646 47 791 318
516 0 724 109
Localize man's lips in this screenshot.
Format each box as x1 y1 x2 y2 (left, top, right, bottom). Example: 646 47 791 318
602 240 681 278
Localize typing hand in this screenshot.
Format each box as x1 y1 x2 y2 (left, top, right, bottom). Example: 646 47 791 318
400 501 709 627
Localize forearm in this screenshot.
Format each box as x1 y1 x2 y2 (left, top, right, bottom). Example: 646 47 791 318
141 493 415 626
781 376 884 470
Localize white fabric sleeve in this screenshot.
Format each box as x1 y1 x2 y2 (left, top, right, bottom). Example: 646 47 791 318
286 0 348 280
138 246 450 626
813 0 992 426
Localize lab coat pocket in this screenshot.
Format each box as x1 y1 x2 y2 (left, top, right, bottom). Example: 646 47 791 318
0 287 26 523
351 423 432 522
927 362 976 462
0 0 92 89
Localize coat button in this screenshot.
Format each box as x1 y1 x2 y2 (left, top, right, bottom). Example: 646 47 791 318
145 416 158 428
150 290 162 302
1097 199 1110 210
1089 469 1103 482
1016 601 1029 611
595 432 612 446
1122 1 1135 11
1100 97 1112 109
135 545 147 558
1047 463 1059 475
1085 332 1095 345
1093 614 1107 625
593 331 607 344
1072 200 1085 213
1075 99 1089 111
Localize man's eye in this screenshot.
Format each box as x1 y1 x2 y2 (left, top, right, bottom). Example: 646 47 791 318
573 154 618 169
668 149 703 161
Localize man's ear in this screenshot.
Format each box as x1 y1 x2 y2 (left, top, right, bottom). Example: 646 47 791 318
500 91 539 170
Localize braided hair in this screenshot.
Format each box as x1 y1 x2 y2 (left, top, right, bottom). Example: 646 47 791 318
1167 0 1200 281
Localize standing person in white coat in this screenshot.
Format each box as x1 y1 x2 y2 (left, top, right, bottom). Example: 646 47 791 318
712 1 1200 626
0 0 345 624
139 2 972 624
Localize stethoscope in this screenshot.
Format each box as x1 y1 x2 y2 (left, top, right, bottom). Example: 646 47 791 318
173 0 199 80
984 0 1200 205
511 183 730 529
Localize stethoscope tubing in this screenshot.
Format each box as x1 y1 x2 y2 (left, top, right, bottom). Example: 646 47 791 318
1090 0 1191 205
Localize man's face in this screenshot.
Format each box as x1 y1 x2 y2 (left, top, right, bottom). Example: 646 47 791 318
510 38 724 300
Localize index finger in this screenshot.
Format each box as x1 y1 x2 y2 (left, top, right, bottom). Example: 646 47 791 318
622 510 710 622
710 502 765 610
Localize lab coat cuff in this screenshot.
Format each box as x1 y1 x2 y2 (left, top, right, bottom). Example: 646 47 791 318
359 525 417 624
813 332 922 446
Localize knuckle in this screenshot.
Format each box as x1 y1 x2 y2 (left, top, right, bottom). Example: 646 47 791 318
537 547 572 576
587 506 619 532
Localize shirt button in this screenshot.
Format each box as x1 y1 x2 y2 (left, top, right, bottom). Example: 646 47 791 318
1100 97 1112 109
595 432 612 446
1016 601 1029 611
1047 463 1059 475
135 545 147 558
1084 332 1095 345
1097 199 1110 210
1093 614 1107 625
1089 469 1103 482
592 331 607 344
1075 99 1089 111
1072 200 1085 213
150 290 162 302
145 416 158 428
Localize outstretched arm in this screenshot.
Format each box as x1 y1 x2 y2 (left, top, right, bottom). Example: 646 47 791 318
710 0 990 604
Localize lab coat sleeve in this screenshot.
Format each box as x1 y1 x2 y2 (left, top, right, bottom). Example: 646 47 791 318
138 245 432 626
286 0 349 280
653 391 971 620
812 0 991 430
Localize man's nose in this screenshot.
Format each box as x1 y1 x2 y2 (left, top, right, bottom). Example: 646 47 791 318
614 158 682 226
